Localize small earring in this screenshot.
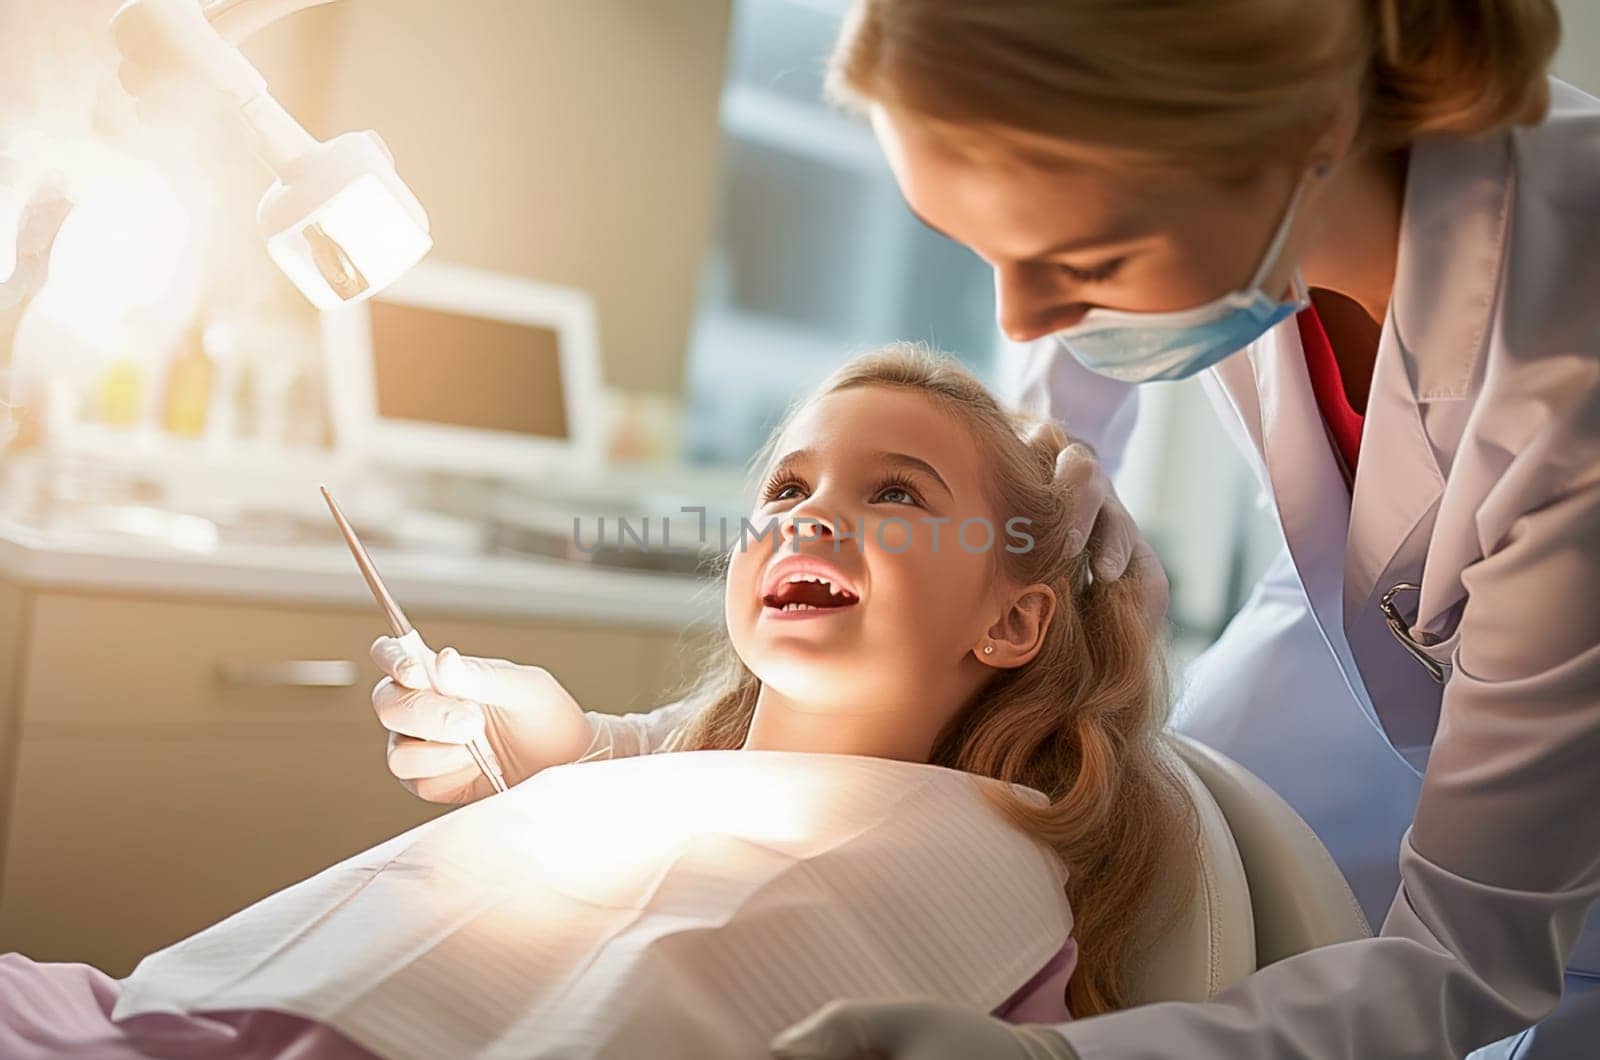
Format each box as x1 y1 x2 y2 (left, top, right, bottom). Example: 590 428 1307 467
982 644 994 655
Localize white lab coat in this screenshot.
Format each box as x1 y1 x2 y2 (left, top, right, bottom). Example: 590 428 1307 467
1007 78 1600 1059
592 79 1600 1059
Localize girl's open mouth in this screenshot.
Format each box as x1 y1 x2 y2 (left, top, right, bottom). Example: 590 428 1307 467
762 573 860 617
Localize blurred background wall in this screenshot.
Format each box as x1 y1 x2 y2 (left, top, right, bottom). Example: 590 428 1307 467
276 0 733 395
1555 0 1599 87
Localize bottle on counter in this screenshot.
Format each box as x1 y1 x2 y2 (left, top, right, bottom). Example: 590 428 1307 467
160 327 214 438
98 358 144 429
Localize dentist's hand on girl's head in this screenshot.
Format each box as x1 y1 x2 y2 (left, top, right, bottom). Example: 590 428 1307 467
369 637 594 804
1053 442 1170 631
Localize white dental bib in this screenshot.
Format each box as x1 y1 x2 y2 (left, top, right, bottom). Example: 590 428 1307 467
116 751 1072 1059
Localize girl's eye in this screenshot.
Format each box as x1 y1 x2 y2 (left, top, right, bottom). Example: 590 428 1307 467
1059 257 1125 284
762 477 807 504
871 480 922 506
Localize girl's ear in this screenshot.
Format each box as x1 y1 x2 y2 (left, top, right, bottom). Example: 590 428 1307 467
975 584 1056 669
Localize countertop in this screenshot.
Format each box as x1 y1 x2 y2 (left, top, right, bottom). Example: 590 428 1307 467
0 516 720 631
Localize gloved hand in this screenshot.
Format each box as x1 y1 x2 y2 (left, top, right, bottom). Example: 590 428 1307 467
369 637 595 804
770 999 1076 1060
1054 442 1170 631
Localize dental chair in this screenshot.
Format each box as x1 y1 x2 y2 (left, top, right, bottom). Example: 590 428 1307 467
1125 733 1372 1005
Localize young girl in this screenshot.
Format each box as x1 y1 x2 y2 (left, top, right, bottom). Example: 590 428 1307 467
0 344 1193 1057
671 343 1193 1015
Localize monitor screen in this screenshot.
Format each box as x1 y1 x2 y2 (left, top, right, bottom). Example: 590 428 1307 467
367 300 570 441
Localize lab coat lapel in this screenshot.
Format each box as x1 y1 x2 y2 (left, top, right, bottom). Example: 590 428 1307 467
1205 327 1374 727
1199 132 1510 766
1342 133 1510 631
1337 133 1509 759
1337 308 1453 758
1339 316 1446 632
1249 325 1357 664
1207 321 1453 776
1209 317 1441 766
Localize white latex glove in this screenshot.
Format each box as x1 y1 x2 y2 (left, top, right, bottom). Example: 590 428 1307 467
1054 441 1170 632
369 637 594 804
770 999 1076 1060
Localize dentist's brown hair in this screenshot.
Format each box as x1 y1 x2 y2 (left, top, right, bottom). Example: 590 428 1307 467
827 0 1560 168
678 345 1194 1015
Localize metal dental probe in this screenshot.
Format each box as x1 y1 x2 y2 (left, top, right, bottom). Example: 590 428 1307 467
321 485 509 794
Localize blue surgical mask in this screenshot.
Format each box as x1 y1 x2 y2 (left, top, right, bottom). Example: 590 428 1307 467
1054 167 1321 383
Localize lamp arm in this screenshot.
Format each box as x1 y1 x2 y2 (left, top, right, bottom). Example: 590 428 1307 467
200 0 341 46
109 0 432 308
111 0 331 173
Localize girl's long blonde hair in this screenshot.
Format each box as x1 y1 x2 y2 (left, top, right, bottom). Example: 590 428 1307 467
677 344 1194 1015
827 0 1561 168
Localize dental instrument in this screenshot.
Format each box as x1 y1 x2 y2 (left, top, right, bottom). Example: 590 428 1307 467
109 0 432 309
320 485 508 794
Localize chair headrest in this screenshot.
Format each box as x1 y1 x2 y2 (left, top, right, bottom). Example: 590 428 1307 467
1123 743 1256 1005
1170 734 1371 966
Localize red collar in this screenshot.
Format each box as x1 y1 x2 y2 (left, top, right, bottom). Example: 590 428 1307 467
1296 306 1364 481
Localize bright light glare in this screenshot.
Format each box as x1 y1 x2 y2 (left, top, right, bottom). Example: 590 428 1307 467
423 752 822 911
30 161 193 352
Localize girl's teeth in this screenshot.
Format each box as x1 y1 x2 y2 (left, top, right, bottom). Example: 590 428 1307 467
786 574 846 593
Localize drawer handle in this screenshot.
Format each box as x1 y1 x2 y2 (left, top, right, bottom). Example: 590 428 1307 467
215 661 360 688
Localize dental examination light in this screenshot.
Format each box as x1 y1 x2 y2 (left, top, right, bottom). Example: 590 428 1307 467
109 0 432 309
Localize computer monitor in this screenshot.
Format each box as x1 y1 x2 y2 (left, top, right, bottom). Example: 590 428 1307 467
321 259 604 479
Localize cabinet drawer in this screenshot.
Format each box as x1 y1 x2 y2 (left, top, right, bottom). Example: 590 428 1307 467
0 590 701 976
0 726 448 976
22 593 677 727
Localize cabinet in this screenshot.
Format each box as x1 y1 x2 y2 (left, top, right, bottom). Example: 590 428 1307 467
0 587 703 975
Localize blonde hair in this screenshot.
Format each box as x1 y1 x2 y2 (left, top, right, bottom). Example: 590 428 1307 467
677 344 1195 1015
828 0 1561 168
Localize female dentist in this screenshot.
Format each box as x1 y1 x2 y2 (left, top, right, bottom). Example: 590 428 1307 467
764 0 1600 1057
369 0 1599 1056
